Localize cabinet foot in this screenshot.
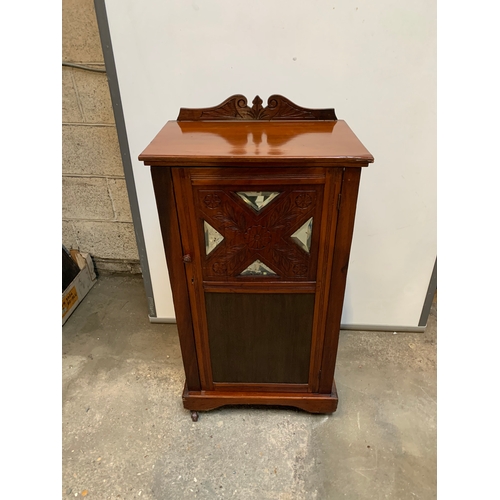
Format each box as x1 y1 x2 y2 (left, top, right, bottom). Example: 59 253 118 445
183 381 338 414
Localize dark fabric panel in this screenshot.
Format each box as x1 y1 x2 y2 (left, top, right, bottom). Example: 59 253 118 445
205 293 315 384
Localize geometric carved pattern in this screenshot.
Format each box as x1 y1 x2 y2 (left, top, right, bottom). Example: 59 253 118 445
203 193 222 209
244 225 272 250
294 193 313 209
197 188 319 280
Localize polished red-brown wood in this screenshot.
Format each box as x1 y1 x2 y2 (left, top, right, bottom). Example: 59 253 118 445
139 120 374 167
318 167 362 393
150 167 201 391
171 167 215 391
182 381 338 414
172 166 343 396
141 95 373 419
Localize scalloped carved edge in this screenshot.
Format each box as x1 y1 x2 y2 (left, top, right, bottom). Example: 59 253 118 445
177 94 337 121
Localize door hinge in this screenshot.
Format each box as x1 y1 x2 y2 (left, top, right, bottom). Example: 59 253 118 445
337 193 342 211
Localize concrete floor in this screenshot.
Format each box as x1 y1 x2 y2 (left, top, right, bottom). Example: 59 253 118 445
62 275 436 500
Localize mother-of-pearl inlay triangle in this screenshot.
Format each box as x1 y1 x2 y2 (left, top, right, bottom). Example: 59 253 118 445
236 191 280 212
291 217 313 254
240 260 277 276
204 221 224 255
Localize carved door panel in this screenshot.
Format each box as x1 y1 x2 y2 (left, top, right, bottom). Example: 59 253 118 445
172 167 343 392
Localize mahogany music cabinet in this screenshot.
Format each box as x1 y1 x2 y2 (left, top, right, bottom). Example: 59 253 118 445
139 94 374 421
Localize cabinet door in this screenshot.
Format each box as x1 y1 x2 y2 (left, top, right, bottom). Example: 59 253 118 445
172 167 342 393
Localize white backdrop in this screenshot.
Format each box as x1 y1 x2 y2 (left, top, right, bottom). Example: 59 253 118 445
104 0 436 329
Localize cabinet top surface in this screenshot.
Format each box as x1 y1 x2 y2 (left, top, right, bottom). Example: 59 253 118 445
139 120 374 167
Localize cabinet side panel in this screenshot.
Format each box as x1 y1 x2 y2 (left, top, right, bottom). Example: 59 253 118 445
206 292 315 384
319 167 362 394
151 167 201 391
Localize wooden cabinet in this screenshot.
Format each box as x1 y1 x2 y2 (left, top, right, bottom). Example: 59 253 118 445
139 95 374 420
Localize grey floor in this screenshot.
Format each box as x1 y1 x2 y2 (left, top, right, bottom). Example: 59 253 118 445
62 275 436 500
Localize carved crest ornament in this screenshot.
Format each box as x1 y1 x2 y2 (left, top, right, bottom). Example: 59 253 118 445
177 94 337 121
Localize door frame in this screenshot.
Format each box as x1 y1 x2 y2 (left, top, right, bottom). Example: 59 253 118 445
171 166 343 393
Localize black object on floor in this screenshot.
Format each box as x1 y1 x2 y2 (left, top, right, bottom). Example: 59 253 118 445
63 246 80 292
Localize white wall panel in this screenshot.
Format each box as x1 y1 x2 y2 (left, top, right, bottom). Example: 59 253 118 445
104 0 436 327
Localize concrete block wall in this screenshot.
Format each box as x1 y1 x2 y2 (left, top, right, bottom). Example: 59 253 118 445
62 0 140 274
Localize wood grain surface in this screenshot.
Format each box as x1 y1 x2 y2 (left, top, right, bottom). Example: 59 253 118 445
139 120 373 167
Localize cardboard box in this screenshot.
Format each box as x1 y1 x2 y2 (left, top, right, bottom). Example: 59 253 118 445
62 251 97 325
